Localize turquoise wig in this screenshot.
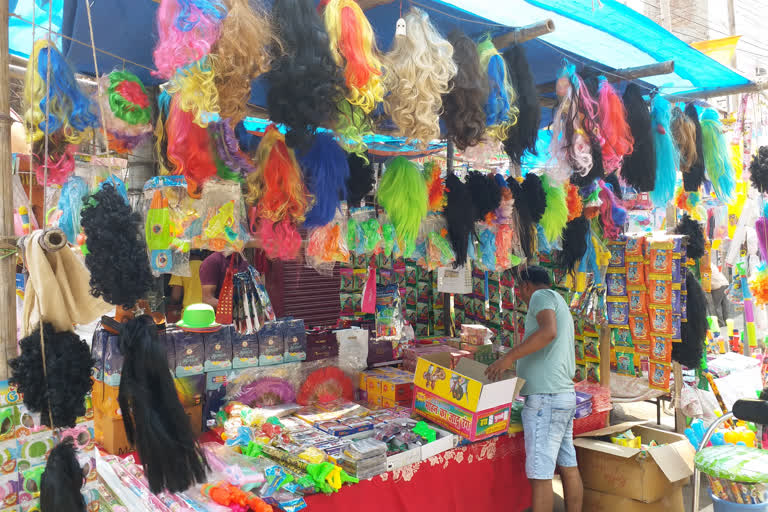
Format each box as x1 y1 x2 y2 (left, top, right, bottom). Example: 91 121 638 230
700 108 735 204
649 95 679 207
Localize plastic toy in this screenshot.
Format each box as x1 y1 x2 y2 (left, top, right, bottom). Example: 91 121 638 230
412 421 437 443
201 481 271 512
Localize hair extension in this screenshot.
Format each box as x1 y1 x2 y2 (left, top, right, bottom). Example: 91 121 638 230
539 175 568 242
267 0 345 150
466 171 502 223
118 315 208 493
259 220 302 260
671 106 697 174
598 77 633 173
507 176 535 259
298 133 349 227
424 161 446 212
166 57 220 127
444 172 474 267
503 44 540 165
80 183 154 308
31 135 76 186
750 146 768 194
40 439 86 512
153 0 224 79
383 8 457 147
566 182 583 221
477 38 518 141
378 156 428 251
211 120 257 177
211 0 276 126
23 39 48 143
549 64 592 183
9 325 92 428
674 213 705 260
165 96 218 191
598 179 626 240
247 125 310 223
522 173 547 223
675 270 707 369
346 152 374 206
322 0 384 114
650 94 679 207
441 30 488 151
683 103 706 192
557 216 589 274
700 108 735 204
603 171 623 200
621 83 656 192
569 137 606 188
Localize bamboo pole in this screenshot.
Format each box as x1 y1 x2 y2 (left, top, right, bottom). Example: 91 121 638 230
492 19 556 48
665 80 768 101
537 60 676 95
0 0 15 380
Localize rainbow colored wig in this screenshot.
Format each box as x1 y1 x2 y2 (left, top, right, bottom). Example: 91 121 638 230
700 108 735 204
598 179 627 239
167 57 220 127
152 0 225 79
548 63 592 184
477 38 518 141
98 71 153 153
322 0 384 114
165 96 217 193
649 94 679 207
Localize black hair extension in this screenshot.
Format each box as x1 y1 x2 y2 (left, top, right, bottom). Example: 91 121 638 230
444 173 474 267
346 152 375 206
674 213 706 260
683 103 706 192
41 438 86 512
674 270 707 369
507 176 535 259
749 146 768 194
502 44 540 164
556 216 589 274
466 171 501 222
521 173 547 223
621 83 656 192
603 172 623 200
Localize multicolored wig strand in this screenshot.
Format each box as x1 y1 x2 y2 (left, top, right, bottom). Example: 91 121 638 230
477 38 518 141
700 108 735 204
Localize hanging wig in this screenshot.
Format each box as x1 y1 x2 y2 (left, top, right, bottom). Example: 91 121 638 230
268 0 344 150
477 38 518 142
152 0 225 79
598 77 634 173
674 270 707 369
522 173 547 223
674 213 705 260
603 172 623 200
247 125 310 223
40 439 86 512
556 216 589 274
119 315 208 493
166 57 220 127
335 98 375 159
298 133 349 227
80 183 153 308
700 108 735 203
507 176 535 259
649 94 679 207
211 120 257 177
259 220 302 260
566 182 583 221
346 152 374 206
539 175 568 243
31 135 77 186
9 325 92 428
569 137 606 188
598 179 626 240
165 96 218 191
322 0 384 114
466 171 502 223
444 172 474 267
377 156 428 250
441 30 488 151
383 7 457 146
502 44 540 165
424 161 446 212
24 40 99 144
671 106 697 174
549 64 592 183
211 0 277 126
749 147 768 197
683 103 706 192
621 83 656 192
106 70 152 127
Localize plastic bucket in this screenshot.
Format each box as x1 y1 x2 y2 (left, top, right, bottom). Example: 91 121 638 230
712 494 768 512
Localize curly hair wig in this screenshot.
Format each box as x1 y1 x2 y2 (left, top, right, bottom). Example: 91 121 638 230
441 30 488 151
9 324 93 428
749 146 768 194
383 7 457 147
80 182 153 309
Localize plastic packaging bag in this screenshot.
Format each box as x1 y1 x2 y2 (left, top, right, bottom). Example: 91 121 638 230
142 175 191 276
306 209 349 276
193 178 248 253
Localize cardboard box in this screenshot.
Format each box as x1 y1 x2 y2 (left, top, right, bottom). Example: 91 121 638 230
412 353 522 441
583 487 684 512
575 422 694 503
385 421 457 470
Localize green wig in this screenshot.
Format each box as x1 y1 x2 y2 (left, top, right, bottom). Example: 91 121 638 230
108 70 152 126
539 174 568 243
377 156 427 254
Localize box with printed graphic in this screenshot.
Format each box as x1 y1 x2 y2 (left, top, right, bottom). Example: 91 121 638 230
412 353 522 441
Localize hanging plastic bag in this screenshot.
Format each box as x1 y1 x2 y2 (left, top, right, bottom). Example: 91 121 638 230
142 175 191 276
194 178 248 253
306 209 350 276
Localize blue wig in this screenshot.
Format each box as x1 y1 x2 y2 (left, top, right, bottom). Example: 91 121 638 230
175 0 227 32
649 94 679 207
484 53 510 126
38 46 99 135
57 176 89 244
299 133 350 228
700 108 735 204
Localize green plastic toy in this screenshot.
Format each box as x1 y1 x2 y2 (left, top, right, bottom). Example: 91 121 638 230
413 421 437 443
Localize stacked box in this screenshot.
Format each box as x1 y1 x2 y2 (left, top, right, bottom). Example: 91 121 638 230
258 322 285 366
305 329 339 362
283 319 307 362
360 368 414 408
203 327 233 372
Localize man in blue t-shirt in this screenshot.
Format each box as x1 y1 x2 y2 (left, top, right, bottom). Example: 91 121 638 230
486 266 582 512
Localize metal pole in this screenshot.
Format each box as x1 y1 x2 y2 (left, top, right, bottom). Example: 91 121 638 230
0 0 15 379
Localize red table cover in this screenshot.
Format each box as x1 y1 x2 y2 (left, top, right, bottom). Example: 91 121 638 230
305 433 531 512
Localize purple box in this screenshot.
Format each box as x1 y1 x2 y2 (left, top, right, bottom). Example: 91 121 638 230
231 328 259 368
367 338 394 366
283 319 307 363
259 322 284 366
305 330 339 362
204 327 232 372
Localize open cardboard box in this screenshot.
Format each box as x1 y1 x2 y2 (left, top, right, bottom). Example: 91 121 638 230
386 421 457 472
574 421 694 503
412 353 523 442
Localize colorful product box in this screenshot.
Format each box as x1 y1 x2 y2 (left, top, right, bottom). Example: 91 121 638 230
231 329 260 369
203 327 233 372
258 322 285 366
169 328 204 377
283 319 307 363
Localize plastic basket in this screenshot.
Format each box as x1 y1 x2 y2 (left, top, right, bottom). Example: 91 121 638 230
712 494 768 512
573 409 609 436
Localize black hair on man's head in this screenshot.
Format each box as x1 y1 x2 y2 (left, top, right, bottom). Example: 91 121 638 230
517 265 551 286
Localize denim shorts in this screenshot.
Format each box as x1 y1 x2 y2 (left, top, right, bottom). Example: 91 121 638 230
522 391 578 480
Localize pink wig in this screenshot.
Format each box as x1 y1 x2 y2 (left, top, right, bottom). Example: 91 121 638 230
598 179 627 240
259 219 302 260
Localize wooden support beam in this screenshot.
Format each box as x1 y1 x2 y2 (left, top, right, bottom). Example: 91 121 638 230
357 0 396 10
537 60 676 95
0 0 14 380
664 80 768 101
492 19 555 49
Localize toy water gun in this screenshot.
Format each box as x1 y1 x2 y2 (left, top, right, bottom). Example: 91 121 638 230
736 261 758 349
202 481 271 512
413 421 437 443
204 200 237 242
145 190 173 273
